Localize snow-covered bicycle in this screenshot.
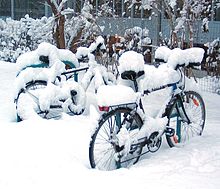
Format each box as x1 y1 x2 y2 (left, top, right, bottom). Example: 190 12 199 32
15 36 115 121
89 47 206 170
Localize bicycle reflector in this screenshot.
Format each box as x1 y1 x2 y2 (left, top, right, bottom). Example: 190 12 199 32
98 106 109 112
193 98 199 106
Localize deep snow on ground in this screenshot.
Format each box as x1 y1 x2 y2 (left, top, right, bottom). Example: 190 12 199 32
0 61 220 189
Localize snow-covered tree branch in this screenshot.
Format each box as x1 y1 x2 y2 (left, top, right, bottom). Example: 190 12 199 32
127 0 215 48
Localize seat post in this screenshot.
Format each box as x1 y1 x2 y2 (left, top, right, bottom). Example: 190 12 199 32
133 79 138 92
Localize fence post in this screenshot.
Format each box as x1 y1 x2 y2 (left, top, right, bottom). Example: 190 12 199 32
11 0 14 19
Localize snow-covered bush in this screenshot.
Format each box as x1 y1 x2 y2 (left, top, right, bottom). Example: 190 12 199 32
125 0 214 48
124 27 152 52
204 38 220 76
0 0 103 62
0 15 54 62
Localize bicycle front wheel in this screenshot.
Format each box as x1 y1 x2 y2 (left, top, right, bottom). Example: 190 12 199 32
166 91 206 147
89 107 143 171
16 80 62 120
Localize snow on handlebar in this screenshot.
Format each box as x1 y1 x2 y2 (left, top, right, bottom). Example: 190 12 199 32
155 46 205 70
75 36 106 62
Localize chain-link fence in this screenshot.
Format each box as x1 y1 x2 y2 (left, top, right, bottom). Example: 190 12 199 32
197 76 220 94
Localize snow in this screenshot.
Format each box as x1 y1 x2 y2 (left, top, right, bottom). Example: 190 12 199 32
118 50 145 74
154 46 204 69
155 46 204 65
138 116 168 140
14 40 117 120
97 85 138 107
81 64 115 91
140 63 180 92
155 46 172 62
15 42 79 90
88 35 106 53
76 36 106 61
202 17 209 32
169 0 177 9
1 60 220 189
76 47 90 60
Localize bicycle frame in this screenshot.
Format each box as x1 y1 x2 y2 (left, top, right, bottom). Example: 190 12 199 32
90 47 206 170
98 68 192 155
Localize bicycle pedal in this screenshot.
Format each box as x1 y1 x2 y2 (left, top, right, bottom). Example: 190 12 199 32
165 127 175 137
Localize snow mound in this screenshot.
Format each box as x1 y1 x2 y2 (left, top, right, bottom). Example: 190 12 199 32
96 85 138 107
155 46 172 62
17 42 79 74
118 51 145 74
140 64 180 92
167 47 204 69
15 42 79 97
155 46 204 69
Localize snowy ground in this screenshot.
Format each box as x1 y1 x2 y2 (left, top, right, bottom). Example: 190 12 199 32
0 61 220 189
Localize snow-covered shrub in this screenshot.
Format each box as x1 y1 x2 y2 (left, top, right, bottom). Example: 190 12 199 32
124 27 152 52
0 15 54 62
0 3 102 63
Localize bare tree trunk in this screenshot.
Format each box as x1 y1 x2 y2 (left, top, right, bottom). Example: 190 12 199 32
172 31 178 48
188 21 194 48
163 1 178 48
47 0 66 49
185 1 194 48
69 28 83 53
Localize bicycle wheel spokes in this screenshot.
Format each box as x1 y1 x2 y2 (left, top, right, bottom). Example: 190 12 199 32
167 91 205 147
16 80 63 120
17 86 45 120
89 108 143 170
91 114 120 170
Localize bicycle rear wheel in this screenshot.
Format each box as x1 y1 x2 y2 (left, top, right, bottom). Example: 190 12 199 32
89 107 143 171
166 91 206 147
16 80 62 121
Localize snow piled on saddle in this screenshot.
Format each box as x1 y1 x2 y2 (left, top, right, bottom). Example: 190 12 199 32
88 35 106 52
155 46 172 62
75 47 90 60
167 47 204 69
155 46 204 69
16 42 79 73
75 36 106 61
118 50 145 74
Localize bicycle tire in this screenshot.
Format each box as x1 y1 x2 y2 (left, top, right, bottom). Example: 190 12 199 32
89 107 143 170
16 80 63 120
166 91 206 147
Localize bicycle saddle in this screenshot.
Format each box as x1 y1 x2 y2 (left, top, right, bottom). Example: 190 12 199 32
39 55 49 64
121 70 145 81
155 58 166 63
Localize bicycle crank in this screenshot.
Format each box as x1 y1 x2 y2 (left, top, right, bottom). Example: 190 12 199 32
147 132 162 153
